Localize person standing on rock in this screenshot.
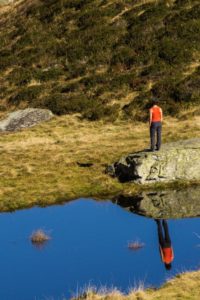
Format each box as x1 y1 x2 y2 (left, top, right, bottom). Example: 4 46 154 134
149 100 163 151
155 219 174 270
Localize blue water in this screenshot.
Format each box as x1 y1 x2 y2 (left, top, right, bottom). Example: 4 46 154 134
0 199 199 300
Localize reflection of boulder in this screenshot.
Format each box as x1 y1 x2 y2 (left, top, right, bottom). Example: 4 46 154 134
106 139 200 184
113 186 200 219
0 108 53 132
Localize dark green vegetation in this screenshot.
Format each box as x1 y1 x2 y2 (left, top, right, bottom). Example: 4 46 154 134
1 0 200 120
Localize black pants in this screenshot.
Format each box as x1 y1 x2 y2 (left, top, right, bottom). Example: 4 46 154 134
150 121 162 151
157 220 171 248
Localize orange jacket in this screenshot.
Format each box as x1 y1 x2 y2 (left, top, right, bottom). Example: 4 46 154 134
150 106 162 122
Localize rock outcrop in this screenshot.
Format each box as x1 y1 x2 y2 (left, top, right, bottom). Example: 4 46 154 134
114 186 200 219
0 108 53 132
106 139 200 184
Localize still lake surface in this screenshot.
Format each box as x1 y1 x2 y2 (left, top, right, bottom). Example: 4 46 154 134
0 198 199 300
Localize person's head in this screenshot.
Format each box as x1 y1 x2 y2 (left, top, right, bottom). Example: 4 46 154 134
165 263 172 270
151 98 159 106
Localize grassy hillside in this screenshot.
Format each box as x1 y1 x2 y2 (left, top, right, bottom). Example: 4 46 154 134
0 0 200 120
0 111 200 212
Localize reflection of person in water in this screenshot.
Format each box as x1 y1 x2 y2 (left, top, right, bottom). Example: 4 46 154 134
155 219 174 270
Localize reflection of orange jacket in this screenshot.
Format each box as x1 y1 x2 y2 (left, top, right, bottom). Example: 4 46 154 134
160 246 174 264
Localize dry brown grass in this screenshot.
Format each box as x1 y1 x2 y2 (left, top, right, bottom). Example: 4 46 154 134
30 229 51 244
128 240 145 250
72 270 200 300
0 111 200 211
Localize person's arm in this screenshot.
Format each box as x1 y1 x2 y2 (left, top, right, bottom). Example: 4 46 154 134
160 108 163 122
149 109 152 126
159 246 165 262
171 247 174 260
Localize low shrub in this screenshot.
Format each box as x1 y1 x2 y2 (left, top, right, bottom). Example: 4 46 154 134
138 2 169 24
83 103 119 121
80 74 108 89
12 33 33 50
1 0 200 121
77 8 105 29
36 0 63 23
63 0 93 10
171 87 192 104
42 93 93 115
158 37 192 65
0 86 8 97
151 77 180 101
59 82 80 93
181 3 200 19
34 67 64 82
7 68 32 86
16 47 43 67
110 73 135 90
9 86 43 105
123 99 149 122
111 46 136 69
0 50 14 70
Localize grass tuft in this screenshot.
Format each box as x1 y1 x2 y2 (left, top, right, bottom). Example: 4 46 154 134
72 270 200 299
128 240 145 250
30 229 51 245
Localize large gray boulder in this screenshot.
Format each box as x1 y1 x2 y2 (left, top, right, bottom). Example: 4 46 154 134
106 139 200 184
114 186 200 219
0 108 53 132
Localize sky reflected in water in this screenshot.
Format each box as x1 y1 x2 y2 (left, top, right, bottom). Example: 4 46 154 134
0 199 199 300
